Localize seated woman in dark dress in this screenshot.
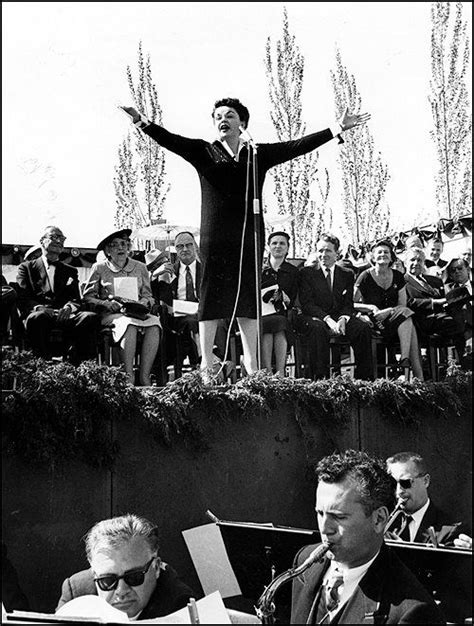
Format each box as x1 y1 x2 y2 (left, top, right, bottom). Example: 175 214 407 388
404 247 464 353
354 240 424 379
261 231 299 376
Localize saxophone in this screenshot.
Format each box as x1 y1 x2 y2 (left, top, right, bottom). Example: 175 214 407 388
255 543 331 624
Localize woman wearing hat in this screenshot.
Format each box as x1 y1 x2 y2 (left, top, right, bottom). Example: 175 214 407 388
353 239 424 379
82 229 161 385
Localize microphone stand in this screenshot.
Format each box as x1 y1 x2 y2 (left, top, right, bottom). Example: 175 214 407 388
250 142 263 370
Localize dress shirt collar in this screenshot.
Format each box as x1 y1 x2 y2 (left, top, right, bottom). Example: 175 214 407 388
410 498 430 540
179 260 197 277
218 137 247 161
104 257 133 274
324 549 380 616
42 255 59 270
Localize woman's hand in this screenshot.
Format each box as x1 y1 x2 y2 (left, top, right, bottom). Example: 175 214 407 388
374 308 392 322
103 299 122 313
389 306 413 321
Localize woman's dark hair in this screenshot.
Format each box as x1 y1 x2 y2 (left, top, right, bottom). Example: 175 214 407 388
212 98 250 128
267 231 290 245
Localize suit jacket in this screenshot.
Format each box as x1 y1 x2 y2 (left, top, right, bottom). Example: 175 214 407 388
405 273 446 315
291 543 445 624
414 501 466 545
16 258 81 319
152 261 201 308
298 265 354 321
444 281 472 330
56 564 195 620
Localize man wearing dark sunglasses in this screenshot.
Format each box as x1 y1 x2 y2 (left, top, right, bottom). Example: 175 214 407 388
56 514 195 620
385 452 467 545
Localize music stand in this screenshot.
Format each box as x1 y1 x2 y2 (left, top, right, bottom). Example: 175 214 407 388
216 518 320 623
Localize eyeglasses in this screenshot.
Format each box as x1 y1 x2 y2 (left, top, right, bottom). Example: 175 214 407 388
94 557 155 591
45 234 66 243
395 475 425 489
451 266 465 272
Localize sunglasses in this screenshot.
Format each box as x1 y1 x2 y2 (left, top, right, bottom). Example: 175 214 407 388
395 475 425 489
94 557 155 591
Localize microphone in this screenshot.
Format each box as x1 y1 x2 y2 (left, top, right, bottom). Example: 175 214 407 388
239 126 257 148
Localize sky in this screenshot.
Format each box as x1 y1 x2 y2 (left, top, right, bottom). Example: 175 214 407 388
2 2 472 248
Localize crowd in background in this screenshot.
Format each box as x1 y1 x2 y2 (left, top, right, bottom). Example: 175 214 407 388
1 224 472 385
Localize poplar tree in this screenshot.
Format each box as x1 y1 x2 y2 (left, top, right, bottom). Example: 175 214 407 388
114 42 170 229
330 49 390 246
429 1 471 219
264 8 329 258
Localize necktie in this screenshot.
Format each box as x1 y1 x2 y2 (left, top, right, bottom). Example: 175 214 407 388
395 512 413 541
185 266 197 302
325 269 332 292
325 569 344 612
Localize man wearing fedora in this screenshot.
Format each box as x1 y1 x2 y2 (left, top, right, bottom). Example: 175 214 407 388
147 231 201 370
16 225 99 363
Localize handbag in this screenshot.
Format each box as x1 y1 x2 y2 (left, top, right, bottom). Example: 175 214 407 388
117 299 150 320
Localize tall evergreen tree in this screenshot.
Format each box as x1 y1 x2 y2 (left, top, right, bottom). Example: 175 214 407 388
331 49 390 246
429 1 471 219
264 8 329 257
114 42 170 229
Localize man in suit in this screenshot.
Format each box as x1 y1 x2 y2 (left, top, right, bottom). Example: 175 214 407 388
297 234 374 380
385 452 468 545
404 247 465 360
56 514 195 620
444 257 472 369
149 231 201 369
15 225 99 363
424 238 448 278
291 449 444 624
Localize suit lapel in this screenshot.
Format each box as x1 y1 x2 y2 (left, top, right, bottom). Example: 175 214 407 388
34 257 53 295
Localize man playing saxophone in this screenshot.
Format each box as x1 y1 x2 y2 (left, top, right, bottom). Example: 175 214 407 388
290 450 445 624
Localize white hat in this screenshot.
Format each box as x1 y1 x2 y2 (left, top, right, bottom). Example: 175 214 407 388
145 248 169 272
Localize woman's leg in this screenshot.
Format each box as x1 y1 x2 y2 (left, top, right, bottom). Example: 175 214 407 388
199 319 219 371
139 326 161 386
262 333 274 372
119 325 138 384
274 331 288 376
237 317 258 374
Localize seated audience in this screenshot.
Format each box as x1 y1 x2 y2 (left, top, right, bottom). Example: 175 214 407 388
424 238 448 279
354 239 424 379
404 247 464 360
148 231 201 371
82 229 161 386
291 449 444 624
444 257 472 369
297 233 374 380
15 225 99 363
56 514 195 620
261 231 298 376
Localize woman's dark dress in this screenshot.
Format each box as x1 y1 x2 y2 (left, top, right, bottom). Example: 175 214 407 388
142 123 334 320
261 258 299 338
355 268 410 339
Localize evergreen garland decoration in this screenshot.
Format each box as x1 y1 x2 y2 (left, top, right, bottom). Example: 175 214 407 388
2 349 471 469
